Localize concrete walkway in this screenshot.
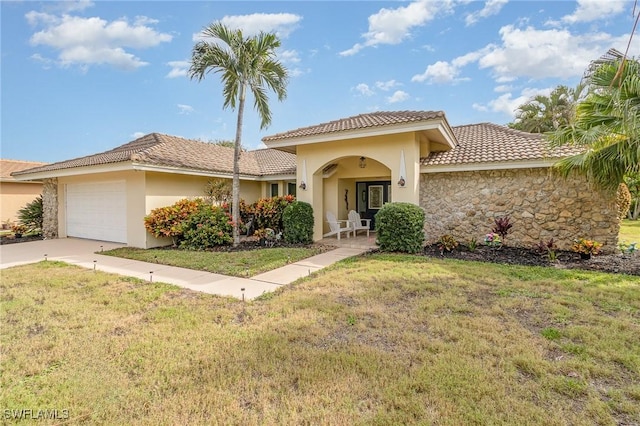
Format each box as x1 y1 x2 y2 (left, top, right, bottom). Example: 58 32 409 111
0 238 370 300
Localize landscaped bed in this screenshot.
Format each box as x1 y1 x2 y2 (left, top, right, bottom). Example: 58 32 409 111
1 256 638 424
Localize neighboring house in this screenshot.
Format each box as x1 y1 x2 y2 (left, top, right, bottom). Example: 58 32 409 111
262 111 620 251
12 133 296 247
1 159 47 226
13 111 621 251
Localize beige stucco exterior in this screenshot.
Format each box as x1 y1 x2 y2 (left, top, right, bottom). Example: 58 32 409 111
53 170 270 248
293 132 427 239
0 181 43 225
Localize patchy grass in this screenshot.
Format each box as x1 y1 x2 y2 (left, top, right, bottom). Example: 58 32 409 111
1 256 639 425
102 246 327 277
620 219 640 243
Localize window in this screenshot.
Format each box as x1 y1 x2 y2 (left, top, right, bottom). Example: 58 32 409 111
270 183 279 197
287 182 297 197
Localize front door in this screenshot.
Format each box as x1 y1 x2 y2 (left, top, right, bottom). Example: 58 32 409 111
357 181 390 229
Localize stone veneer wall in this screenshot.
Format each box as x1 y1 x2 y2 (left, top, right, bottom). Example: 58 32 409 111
42 178 58 239
420 168 620 253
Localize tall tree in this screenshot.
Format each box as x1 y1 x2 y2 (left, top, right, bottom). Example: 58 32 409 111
509 85 583 133
548 50 640 190
189 23 288 246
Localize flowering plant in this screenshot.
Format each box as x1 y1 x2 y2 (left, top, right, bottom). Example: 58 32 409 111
571 238 602 255
484 232 502 247
11 223 27 235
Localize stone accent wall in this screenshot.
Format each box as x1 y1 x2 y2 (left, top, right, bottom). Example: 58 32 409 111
42 178 58 239
420 168 620 253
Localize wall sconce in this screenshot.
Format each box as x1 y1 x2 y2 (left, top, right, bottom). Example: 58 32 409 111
299 159 307 190
299 182 306 190
359 156 367 168
397 177 406 187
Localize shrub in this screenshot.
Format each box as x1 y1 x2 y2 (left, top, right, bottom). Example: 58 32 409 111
282 201 314 244
437 234 459 254
375 202 425 253
17 195 43 232
492 215 513 242
467 237 478 252
144 198 205 245
252 195 295 232
180 205 233 249
534 238 558 262
571 238 602 256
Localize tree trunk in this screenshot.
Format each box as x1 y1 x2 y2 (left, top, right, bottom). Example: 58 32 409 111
232 84 246 247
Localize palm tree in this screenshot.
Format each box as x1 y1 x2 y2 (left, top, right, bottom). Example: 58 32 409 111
548 50 640 190
189 22 288 246
509 85 583 133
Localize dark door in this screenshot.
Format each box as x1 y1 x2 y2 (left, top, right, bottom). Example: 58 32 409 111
357 181 390 229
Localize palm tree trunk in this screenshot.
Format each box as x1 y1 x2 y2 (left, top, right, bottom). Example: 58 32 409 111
232 84 246 247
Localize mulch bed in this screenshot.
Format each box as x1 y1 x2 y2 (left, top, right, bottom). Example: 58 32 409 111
0 235 44 245
422 244 640 276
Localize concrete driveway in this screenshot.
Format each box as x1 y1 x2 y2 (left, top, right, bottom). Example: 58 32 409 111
0 238 125 269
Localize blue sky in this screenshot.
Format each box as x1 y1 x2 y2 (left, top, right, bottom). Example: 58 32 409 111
1 0 637 163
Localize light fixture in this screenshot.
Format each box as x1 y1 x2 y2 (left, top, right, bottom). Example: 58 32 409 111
299 182 306 190
398 177 406 187
359 156 367 168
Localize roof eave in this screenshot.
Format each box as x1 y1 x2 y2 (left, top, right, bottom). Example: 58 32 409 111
421 158 560 173
11 162 135 180
263 118 455 150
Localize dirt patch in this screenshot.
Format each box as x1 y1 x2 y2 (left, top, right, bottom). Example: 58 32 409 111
422 244 640 276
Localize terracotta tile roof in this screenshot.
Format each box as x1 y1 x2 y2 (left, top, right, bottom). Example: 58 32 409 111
12 133 296 177
1 159 48 181
422 123 583 166
262 110 446 142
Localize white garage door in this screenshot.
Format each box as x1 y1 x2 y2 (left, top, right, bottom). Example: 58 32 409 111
66 181 127 243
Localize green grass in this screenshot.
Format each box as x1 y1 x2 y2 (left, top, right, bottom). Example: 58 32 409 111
2 256 639 425
102 246 327 277
620 219 640 243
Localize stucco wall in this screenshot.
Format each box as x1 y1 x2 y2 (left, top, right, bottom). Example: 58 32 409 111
0 181 42 224
420 168 620 253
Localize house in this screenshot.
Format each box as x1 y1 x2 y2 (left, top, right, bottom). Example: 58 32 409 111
11 133 296 247
13 111 621 251
261 111 620 251
1 159 48 226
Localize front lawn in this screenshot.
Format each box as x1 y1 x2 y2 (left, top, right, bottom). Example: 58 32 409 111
1 256 638 425
102 245 327 277
620 219 640 243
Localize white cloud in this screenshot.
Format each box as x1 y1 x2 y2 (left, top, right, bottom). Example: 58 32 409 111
387 90 410 103
473 87 552 117
354 83 375 96
340 0 452 56
465 0 508 26
279 49 300 64
194 13 302 41
561 0 627 24
411 60 470 84
177 104 194 115
166 60 189 78
494 84 513 93
27 11 172 70
375 80 400 91
131 131 146 139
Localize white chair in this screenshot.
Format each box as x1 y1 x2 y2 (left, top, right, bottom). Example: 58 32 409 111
348 210 371 237
324 211 351 240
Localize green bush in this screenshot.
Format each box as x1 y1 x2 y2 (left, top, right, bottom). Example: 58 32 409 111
17 195 43 232
375 202 425 253
144 198 205 245
282 201 314 244
180 205 233 249
253 195 295 232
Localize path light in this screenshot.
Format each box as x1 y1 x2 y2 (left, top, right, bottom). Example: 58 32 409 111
150 271 153 282
100 245 103 252
44 254 47 261
93 260 97 271
241 288 245 302
359 156 367 169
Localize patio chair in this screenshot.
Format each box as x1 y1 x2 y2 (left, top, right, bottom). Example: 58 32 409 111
348 210 371 237
324 211 351 240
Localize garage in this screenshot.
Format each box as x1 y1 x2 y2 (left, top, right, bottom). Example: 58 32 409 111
66 181 127 243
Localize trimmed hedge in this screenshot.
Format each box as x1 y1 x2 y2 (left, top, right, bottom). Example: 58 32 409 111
282 201 314 244
375 202 425 253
